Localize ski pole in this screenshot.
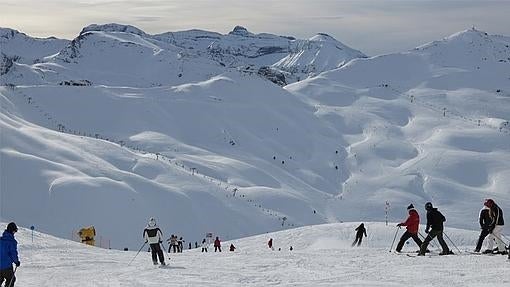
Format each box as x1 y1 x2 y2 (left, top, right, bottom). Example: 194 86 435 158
160 241 172 261
389 226 400 252
7 266 17 287
491 233 509 250
443 232 461 254
128 242 147 266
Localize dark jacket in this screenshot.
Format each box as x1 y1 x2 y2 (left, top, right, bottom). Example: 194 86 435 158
426 208 446 231
490 204 504 227
0 230 19 270
355 224 367 237
479 207 491 230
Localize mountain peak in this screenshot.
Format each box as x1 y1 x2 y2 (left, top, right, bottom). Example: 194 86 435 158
309 33 337 43
80 23 147 37
229 26 253 37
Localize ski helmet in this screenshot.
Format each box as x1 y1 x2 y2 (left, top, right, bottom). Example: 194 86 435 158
148 217 156 226
407 204 415 210
484 199 494 208
425 202 433 211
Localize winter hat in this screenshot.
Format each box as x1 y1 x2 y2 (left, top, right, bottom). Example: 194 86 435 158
425 202 433 211
6 222 18 233
407 204 415 210
484 199 494 208
148 217 156 227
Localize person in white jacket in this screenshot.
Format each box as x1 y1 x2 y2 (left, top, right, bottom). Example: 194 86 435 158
143 218 166 265
201 238 208 252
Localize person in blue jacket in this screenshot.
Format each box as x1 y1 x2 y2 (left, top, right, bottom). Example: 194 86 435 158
0 222 20 287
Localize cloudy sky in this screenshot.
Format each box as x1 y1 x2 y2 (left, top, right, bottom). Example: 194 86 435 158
1 0 509 55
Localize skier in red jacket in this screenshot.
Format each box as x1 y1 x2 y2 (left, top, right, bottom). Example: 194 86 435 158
214 237 222 252
395 204 423 252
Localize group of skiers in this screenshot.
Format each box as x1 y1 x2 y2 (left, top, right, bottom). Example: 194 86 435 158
387 199 507 256
0 198 506 285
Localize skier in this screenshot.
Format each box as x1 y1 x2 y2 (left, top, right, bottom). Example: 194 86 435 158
484 199 507 254
352 223 367 246
214 236 222 252
0 222 20 287
418 202 452 256
178 237 184 253
229 244 236 252
201 239 208 252
268 238 273 250
474 200 492 253
188 242 192 250
167 235 177 253
143 218 166 265
395 204 423 252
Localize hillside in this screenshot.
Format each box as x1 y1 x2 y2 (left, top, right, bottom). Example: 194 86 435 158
5 222 509 286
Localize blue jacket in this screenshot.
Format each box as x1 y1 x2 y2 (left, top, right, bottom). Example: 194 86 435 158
0 230 19 270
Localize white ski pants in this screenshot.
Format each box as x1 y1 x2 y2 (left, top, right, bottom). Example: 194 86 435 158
487 225 506 251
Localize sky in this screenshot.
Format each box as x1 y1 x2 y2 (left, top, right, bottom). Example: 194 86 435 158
1 0 510 55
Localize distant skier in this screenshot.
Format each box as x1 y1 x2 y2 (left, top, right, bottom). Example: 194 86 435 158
178 237 184 253
189 242 192 250
352 223 367 247
167 235 178 253
395 204 423 252
143 218 166 265
474 200 492 253
229 244 236 252
484 199 507 254
0 222 20 287
201 239 208 252
214 237 222 252
268 238 273 250
418 202 452 256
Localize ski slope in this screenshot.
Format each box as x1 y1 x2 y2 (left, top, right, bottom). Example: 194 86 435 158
1 25 509 255
6 222 509 287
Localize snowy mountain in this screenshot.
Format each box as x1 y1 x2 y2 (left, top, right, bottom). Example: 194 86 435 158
1 25 509 253
6 222 510 286
0 24 365 87
274 33 367 82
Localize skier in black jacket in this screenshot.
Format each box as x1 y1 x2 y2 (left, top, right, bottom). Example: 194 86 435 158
352 223 367 247
418 202 452 255
474 203 492 252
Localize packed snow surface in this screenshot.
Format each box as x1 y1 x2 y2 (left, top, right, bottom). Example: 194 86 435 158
6 222 510 286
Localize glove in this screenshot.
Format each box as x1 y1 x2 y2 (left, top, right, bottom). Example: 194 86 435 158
15 261 20 267
425 229 429 234
396 223 402 227
145 240 148 243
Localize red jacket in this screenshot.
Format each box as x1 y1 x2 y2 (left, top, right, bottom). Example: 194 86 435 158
214 239 221 247
400 209 420 234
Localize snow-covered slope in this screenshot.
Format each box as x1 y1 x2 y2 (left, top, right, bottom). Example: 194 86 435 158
1 26 509 252
7 222 510 286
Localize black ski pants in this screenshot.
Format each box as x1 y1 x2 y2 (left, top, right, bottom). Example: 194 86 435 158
215 246 221 252
396 231 423 252
150 243 165 264
0 267 15 287
475 229 490 252
419 229 449 255
352 234 364 246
